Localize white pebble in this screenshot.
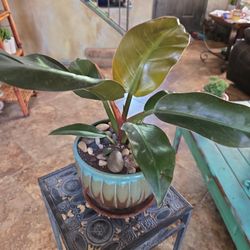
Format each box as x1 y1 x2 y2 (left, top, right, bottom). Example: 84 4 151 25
97 153 106 160
122 148 130 156
96 123 110 131
78 141 87 152
87 147 94 155
128 167 136 174
83 138 94 145
98 160 107 167
107 150 124 173
95 138 101 145
98 144 104 150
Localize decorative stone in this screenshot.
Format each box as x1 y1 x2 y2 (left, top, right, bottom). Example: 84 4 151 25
83 138 94 145
96 123 110 131
87 147 94 155
107 150 124 173
122 148 130 156
88 142 99 152
95 138 101 145
127 166 136 174
97 153 106 160
78 141 87 153
98 160 107 167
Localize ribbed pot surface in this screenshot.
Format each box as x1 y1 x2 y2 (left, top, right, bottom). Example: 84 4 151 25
73 137 153 210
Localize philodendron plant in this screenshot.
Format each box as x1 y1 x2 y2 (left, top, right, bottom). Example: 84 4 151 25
0 17 250 205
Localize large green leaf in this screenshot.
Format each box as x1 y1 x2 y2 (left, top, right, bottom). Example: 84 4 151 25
0 51 125 100
112 17 189 97
69 59 101 100
50 123 107 138
144 90 169 111
122 122 175 205
154 92 250 147
69 58 101 78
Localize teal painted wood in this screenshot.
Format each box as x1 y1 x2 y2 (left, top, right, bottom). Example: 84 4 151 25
175 127 250 250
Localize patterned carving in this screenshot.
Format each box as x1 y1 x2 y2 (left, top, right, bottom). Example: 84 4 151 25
39 164 192 249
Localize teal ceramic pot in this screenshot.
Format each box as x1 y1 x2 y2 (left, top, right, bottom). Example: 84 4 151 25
73 136 153 211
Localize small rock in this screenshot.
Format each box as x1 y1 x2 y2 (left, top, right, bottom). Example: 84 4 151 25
98 144 104 150
87 147 94 155
96 123 110 131
107 150 124 173
102 137 111 146
127 166 136 174
95 138 101 145
98 160 107 167
97 153 106 160
83 138 94 145
88 142 99 152
78 141 87 152
122 148 130 156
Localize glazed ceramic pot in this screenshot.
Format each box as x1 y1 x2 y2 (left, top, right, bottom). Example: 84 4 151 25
73 136 154 216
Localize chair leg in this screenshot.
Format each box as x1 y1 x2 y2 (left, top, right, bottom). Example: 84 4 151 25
13 87 29 116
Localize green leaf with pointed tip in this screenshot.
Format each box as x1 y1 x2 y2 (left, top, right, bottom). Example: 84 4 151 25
112 17 189 97
74 89 99 100
50 123 107 138
69 59 101 100
122 122 175 205
144 90 169 111
0 51 125 100
69 58 101 78
154 92 250 147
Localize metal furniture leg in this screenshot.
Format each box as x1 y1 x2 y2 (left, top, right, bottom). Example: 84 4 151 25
173 211 192 250
44 197 63 250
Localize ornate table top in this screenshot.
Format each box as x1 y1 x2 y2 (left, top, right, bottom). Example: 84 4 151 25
39 164 192 250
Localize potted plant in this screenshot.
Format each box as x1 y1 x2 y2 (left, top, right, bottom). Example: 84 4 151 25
203 76 229 100
0 27 16 54
0 17 250 217
0 27 11 50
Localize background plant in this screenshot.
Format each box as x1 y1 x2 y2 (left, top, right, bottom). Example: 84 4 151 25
0 17 250 205
0 27 11 41
203 76 229 97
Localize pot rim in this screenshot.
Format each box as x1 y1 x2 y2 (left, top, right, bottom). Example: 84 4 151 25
73 136 144 180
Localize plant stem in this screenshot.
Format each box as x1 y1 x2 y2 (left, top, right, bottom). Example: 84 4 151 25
109 101 123 142
122 93 133 121
107 135 115 144
102 101 118 133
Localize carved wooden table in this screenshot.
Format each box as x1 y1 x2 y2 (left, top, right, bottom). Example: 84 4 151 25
38 164 192 250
